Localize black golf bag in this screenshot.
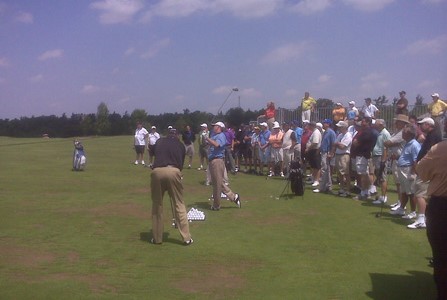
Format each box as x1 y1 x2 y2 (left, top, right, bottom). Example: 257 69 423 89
289 160 304 196
73 140 86 171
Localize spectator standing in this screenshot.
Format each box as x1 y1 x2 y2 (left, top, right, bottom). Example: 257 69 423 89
259 101 276 129
197 123 209 171
150 127 193 245
268 121 284 177
314 119 336 193
371 119 391 205
395 90 409 115
416 120 447 300
251 126 261 175
147 126 160 168
361 98 379 119
223 124 237 174
181 125 196 169
134 121 149 165
258 122 271 176
332 121 352 197
428 93 447 138
332 103 346 125
301 92 316 122
281 122 297 176
347 101 359 121
291 120 303 163
305 122 322 187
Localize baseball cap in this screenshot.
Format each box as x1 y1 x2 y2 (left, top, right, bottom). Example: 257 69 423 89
349 101 355 105
151 126 156 129
336 102 343 106
302 120 310 124
212 121 225 128
323 118 332 124
167 125 173 129
272 121 280 129
431 93 440 97
417 117 435 126
336 121 348 127
200 123 207 127
259 122 268 127
316 122 323 128
399 90 406 95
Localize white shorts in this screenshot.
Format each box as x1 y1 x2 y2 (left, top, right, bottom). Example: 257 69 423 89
355 156 370 175
397 166 416 195
270 148 283 163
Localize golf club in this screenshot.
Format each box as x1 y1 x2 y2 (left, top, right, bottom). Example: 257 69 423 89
211 87 238 123
375 161 389 218
169 196 177 228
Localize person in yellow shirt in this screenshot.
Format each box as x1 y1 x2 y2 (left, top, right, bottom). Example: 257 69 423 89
301 92 316 122
428 93 447 138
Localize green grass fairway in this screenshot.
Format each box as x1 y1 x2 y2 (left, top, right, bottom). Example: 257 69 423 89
0 136 436 299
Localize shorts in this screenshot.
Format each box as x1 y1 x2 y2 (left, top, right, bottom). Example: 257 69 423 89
253 146 260 161
372 156 387 183
135 145 145 154
335 154 350 176
148 144 156 156
185 144 194 157
306 149 321 169
355 156 370 175
270 147 283 163
397 166 416 195
414 176 428 198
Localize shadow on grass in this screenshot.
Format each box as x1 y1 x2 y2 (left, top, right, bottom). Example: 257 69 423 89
366 271 436 299
367 212 417 226
140 231 185 246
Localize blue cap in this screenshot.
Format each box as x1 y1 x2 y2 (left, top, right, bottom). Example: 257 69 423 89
323 119 332 124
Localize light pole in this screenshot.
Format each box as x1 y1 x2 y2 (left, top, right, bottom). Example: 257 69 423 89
213 87 239 122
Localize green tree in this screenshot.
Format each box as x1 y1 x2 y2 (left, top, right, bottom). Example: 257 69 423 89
130 109 148 127
96 102 111 135
373 95 388 107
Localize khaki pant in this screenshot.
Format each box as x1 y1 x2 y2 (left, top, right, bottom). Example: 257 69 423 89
151 167 191 243
209 158 236 208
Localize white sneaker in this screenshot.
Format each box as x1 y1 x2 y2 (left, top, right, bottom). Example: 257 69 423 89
372 196 387 205
141 161 145 165
313 189 320 193
280 172 285 177
402 211 417 219
390 207 406 216
391 203 404 211
268 171 274 177
311 181 319 187
134 160 139 165
407 220 427 229
389 201 399 208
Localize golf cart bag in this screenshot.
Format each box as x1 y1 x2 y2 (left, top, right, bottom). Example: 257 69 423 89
289 160 304 196
73 140 86 171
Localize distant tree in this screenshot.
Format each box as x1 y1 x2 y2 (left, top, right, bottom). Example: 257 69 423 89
80 114 96 136
373 95 388 107
315 98 334 108
415 94 424 106
225 107 245 127
96 102 111 135
130 109 148 127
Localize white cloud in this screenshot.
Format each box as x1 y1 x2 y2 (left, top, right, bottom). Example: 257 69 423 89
261 42 312 64
211 0 282 19
342 0 395 12
404 35 447 55
90 0 144 24
290 0 333 15
0 57 9 67
421 0 445 4
38 49 64 61
15 11 33 24
81 84 101 94
29 74 43 83
318 74 331 83
124 47 136 56
140 38 171 59
360 72 389 91
212 85 239 95
239 87 263 98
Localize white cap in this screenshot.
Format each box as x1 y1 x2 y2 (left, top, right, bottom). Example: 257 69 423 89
336 102 343 106
168 125 173 129
432 93 440 98
151 126 156 129
418 117 435 126
302 120 310 124
200 123 207 127
349 101 355 105
259 122 268 127
371 119 376 125
272 121 280 129
336 120 348 127
316 122 323 128
212 121 225 128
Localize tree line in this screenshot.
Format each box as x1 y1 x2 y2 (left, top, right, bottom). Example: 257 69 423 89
0 94 427 138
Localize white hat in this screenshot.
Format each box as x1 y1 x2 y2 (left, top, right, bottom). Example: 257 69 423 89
151 126 156 129
371 119 376 125
336 120 348 127
349 101 355 105
167 125 173 129
302 120 310 124
431 93 440 98
212 121 225 128
259 122 268 127
316 122 323 128
336 102 343 106
200 123 207 127
418 117 435 126
272 121 280 129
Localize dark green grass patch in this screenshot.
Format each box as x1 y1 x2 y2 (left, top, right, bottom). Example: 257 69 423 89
0 136 436 299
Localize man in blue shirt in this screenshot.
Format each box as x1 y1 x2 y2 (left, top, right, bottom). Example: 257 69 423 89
391 125 421 218
291 120 303 162
314 119 336 193
258 122 271 176
205 122 241 210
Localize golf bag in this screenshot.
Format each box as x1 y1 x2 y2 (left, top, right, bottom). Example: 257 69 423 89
73 140 86 171
289 160 304 196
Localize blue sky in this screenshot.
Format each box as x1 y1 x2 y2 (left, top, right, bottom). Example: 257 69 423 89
0 0 446 119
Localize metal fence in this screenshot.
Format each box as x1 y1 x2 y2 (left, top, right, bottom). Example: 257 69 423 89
273 105 429 132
